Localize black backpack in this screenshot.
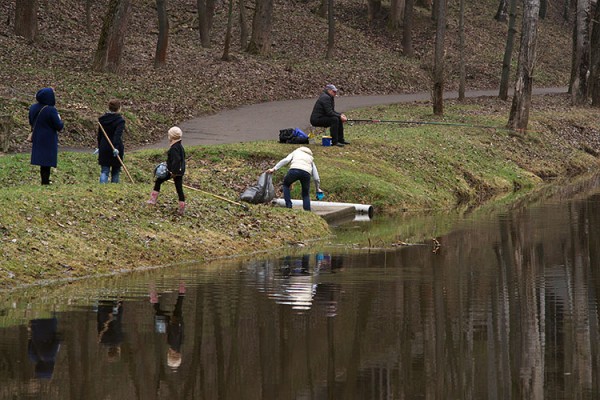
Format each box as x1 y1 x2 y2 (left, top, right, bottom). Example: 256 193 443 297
279 128 294 143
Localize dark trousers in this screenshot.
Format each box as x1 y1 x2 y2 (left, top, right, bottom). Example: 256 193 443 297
311 116 344 144
40 166 51 185
283 168 311 211
154 174 185 202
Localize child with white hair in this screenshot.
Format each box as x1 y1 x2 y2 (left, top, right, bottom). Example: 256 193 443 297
147 126 187 215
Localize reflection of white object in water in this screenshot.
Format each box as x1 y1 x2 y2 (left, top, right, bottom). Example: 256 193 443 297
155 317 167 334
271 275 317 310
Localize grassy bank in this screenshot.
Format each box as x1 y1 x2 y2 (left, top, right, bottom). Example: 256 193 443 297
1 94 599 289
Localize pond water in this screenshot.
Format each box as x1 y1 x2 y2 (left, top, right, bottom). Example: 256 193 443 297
2 176 600 399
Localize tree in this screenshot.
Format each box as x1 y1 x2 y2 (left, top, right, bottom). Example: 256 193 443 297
589 1 600 105
197 0 216 48
367 0 381 22
326 0 335 59
507 0 541 131
389 0 406 30
499 0 518 100
402 0 414 57
154 0 170 69
494 0 508 22
247 0 273 55
432 0 446 115
222 0 234 61
570 0 591 105
238 0 249 50
14 0 38 42
93 0 132 73
458 0 465 101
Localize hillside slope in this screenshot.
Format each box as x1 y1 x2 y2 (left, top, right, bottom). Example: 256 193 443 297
0 0 571 151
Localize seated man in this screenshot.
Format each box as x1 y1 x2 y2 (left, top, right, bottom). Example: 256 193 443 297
309 84 349 147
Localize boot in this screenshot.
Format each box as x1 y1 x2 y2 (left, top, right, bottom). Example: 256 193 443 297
177 201 186 215
147 190 159 205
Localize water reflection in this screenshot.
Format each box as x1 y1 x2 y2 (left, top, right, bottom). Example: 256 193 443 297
28 317 60 380
3 178 600 398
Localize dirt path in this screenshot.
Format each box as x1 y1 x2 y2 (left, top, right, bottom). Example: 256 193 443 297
138 87 567 150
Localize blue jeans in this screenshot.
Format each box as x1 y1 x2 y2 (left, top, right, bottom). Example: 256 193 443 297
282 169 311 211
100 165 121 183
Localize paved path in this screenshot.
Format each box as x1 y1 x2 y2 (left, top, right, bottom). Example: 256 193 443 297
141 87 567 150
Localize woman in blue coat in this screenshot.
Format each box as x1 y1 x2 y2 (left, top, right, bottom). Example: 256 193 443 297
29 87 64 185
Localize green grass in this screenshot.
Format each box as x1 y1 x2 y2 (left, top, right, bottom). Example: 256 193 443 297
1 98 599 288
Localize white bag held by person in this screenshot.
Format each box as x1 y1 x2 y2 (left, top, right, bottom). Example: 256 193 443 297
240 172 275 204
154 162 169 179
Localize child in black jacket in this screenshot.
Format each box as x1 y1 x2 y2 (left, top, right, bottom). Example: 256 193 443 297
147 126 187 215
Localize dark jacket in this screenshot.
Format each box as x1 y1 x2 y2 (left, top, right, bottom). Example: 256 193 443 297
97 112 126 167
310 91 340 125
29 88 64 167
167 140 186 176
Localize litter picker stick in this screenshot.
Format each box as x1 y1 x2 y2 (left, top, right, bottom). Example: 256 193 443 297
168 180 247 208
97 121 135 183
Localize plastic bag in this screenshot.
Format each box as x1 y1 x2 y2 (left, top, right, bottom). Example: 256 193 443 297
240 172 275 204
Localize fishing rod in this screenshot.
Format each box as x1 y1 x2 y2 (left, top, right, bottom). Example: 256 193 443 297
347 118 524 133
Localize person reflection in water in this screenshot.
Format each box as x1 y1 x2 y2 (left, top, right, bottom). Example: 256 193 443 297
28 317 61 379
96 300 124 362
150 282 186 371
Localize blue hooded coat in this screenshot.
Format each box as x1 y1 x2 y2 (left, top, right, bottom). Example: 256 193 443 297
29 88 64 167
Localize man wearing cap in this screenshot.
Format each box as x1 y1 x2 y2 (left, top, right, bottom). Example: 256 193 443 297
310 84 349 147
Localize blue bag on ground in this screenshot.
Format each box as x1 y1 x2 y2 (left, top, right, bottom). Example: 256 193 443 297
240 172 275 204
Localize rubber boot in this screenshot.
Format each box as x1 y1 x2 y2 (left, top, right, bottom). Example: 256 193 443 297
178 201 186 215
147 190 159 205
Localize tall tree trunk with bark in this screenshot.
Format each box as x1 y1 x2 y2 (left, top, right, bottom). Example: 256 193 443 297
247 0 273 55
402 0 414 57
326 0 334 59
589 1 600 105
389 0 405 30
571 0 591 105
222 0 234 60
494 0 508 22
238 0 249 50
93 0 132 73
367 0 381 22
154 0 169 69
197 0 216 48
14 0 38 42
85 0 93 35
458 0 465 101
507 0 540 131
499 0 518 100
432 0 446 115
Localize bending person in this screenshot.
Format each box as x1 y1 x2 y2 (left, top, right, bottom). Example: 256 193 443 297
267 146 322 211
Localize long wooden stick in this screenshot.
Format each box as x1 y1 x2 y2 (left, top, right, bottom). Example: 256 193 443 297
169 180 246 207
97 121 134 183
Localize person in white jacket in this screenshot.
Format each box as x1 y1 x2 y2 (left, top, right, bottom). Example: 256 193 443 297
267 147 323 211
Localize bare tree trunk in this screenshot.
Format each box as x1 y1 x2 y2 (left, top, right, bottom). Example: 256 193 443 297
494 0 508 22
367 0 381 22
154 0 169 69
507 0 540 131
499 0 518 100
197 0 215 48
389 0 405 30
222 0 234 61
571 0 591 105
14 0 38 42
589 1 600 105
247 0 273 55
326 0 334 59
93 0 132 73
539 0 548 18
85 0 93 35
458 0 465 101
432 0 446 115
317 0 327 18
402 0 414 57
415 0 432 9
238 0 249 50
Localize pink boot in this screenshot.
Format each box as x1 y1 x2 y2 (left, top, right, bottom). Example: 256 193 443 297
178 201 186 215
147 190 159 205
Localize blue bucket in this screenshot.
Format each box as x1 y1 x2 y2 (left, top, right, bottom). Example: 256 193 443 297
322 136 332 147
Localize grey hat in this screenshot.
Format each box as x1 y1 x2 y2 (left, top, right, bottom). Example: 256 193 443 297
325 84 338 92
